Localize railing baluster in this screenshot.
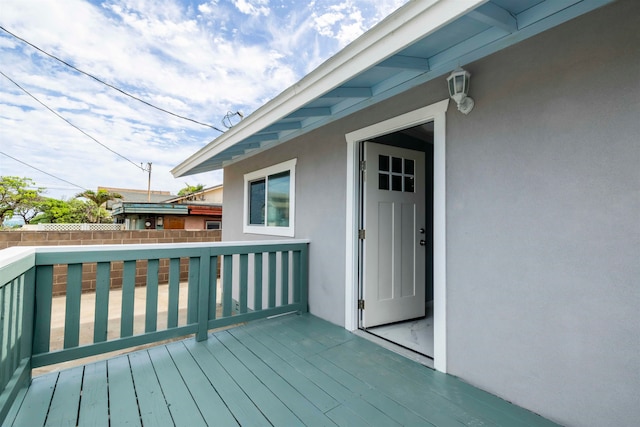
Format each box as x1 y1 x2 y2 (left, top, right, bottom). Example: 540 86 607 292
222 256 233 317
196 250 210 342
167 258 180 328
64 264 82 348
268 252 276 308
293 250 301 304
33 265 53 354
300 245 309 313
145 259 159 333
94 262 110 343
281 251 289 306
187 257 199 324
254 253 263 311
120 260 136 338
239 254 248 314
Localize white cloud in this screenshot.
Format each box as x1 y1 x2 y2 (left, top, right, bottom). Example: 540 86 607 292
233 0 271 17
0 0 408 200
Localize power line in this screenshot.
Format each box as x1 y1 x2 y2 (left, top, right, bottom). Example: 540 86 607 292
1 69 147 171
0 151 88 191
0 25 225 133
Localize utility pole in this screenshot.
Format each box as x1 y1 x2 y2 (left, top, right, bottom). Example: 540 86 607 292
143 162 152 202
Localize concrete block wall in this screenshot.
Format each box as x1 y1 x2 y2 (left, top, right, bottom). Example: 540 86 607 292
0 230 221 295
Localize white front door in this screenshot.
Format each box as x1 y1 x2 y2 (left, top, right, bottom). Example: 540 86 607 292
362 142 426 328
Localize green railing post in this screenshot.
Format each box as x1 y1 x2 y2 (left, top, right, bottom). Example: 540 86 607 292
196 249 211 342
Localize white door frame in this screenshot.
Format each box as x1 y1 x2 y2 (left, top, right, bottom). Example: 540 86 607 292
344 99 449 373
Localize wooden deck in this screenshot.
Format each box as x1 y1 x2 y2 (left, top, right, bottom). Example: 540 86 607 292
4 314 558 426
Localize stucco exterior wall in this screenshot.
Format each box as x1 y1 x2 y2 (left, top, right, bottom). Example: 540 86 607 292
444 2 640 426
222 1 639 426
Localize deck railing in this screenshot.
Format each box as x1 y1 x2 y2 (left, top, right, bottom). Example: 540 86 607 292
0 240 309 423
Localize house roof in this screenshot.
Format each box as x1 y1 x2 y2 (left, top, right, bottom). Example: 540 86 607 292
99 187 176 204
172 0 614 177
163 184 223 204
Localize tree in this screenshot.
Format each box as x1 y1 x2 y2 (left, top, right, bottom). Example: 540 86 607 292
75 189 122 223
32 198 91 224
178 183 205 200
0 176 45 224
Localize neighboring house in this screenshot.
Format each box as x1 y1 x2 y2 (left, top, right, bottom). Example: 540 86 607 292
172 1 639 426
164 184 224 204
105 186 223 230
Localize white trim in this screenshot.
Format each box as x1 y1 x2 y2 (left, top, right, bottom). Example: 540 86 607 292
344 99 449 372
243 158 297 237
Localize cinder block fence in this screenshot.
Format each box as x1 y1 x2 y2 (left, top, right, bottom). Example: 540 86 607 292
0 230 221 295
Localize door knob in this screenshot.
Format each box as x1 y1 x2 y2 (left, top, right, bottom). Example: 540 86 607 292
419 228 425 234
420 240 426 246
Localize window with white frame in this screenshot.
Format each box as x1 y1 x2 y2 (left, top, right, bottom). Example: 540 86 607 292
243 158 296 237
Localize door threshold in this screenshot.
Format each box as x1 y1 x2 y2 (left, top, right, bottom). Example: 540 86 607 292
353 329 434 369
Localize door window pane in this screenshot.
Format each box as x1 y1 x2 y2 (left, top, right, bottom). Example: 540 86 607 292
379 173 389 190
392 157 403 173
404 159 414 175
379 155 389 172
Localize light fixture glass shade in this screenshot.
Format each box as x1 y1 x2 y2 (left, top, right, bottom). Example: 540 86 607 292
446 68 474 114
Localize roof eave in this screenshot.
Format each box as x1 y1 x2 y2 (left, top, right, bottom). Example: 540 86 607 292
171 0 486 177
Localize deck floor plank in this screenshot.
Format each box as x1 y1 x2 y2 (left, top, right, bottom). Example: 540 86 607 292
77 361 108 427
319 340 481 426
182 338 270 427
216 330 336 426
7 314 560 427
106 356 142 427
8 372 58 427
147 345 207 427
164 341 239 426
44 365 83 427
128 350 174 427
339 337 538 426
228 326 340 412
204 334 305 426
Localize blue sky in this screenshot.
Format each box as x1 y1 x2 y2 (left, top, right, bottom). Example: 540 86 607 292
0 0 406 200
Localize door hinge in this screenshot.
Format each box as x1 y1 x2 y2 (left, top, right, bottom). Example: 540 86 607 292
358 299 365 310
358 229 365 240
360 160 366 171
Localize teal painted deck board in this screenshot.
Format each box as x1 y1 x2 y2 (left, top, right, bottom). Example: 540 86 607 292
8 372 57 427
45 366 83 426
183 338 271 427
7 314 560 427
204 334 303 426
229 326 340 412
77 361 108 427
147 345 207 426
106 356 141 427
128 350 174 426
215 330 332 426
164 341 239 426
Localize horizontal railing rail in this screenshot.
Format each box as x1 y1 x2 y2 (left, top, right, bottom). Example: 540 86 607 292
0 240 308 424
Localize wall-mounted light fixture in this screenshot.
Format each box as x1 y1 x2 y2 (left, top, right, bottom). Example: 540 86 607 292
447 68 474 114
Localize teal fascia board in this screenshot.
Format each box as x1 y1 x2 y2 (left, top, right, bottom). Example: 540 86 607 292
112 203 189 215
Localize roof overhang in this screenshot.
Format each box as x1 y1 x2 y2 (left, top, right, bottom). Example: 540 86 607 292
172 0 614 177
